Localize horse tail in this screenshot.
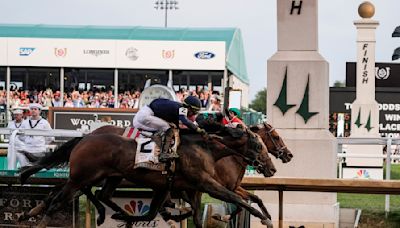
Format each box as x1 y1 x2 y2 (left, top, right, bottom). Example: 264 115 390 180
19 137 83 184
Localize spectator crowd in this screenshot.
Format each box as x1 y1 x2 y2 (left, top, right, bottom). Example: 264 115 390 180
2 86 223 111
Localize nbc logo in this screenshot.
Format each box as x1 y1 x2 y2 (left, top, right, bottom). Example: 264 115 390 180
355 169 371 179
124 200 150 216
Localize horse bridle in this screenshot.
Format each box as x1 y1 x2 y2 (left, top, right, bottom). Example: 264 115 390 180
214 128 265 172
244 129 266 172
263 122 287 159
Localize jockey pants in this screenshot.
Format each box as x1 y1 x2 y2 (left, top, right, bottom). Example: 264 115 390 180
132 105 170 132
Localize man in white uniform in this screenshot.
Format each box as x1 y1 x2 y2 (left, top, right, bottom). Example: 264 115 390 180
22 103 54 166
7 108 29 169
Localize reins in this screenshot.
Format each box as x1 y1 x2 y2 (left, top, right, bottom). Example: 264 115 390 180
263 122 287 159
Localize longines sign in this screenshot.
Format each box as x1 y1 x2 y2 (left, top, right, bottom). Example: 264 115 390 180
49 107 136 130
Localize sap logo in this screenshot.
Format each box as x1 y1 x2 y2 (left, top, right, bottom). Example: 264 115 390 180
19 47 35 56
194 51 215 59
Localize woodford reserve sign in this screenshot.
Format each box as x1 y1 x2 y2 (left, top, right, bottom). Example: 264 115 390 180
49 107 136 130
0 186 78 227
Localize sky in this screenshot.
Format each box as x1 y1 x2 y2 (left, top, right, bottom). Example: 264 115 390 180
0 0 399 101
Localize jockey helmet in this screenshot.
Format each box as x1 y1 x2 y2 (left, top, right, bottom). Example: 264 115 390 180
183 96 201 113
229 108 241 119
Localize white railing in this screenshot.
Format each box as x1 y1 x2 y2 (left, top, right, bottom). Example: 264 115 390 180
337 137 400 215
1 128 87 170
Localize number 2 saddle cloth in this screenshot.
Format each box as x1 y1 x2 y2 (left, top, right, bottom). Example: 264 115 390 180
122 127 179 172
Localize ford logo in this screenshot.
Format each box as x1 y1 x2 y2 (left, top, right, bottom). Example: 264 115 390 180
194 51 215 59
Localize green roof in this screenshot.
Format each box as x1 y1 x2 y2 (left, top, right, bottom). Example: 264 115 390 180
0 24 248 84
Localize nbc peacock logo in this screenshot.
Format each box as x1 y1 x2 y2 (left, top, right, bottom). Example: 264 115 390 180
355 169 371 179
124 200 150 216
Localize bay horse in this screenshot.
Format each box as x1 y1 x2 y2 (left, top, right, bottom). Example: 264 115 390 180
29 126 276 228
20 122 291 226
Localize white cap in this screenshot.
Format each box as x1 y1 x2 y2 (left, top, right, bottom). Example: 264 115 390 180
29 103 43 110
12 108 23 115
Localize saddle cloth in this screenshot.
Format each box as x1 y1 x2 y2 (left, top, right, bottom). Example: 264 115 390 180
122 127 165 171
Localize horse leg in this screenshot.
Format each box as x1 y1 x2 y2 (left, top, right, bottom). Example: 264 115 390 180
18 183 64 222
235 186 271 220
81 186 107 226
112 189 170 222
37 180 81 228
96 177 130 216
214 186 272 222
199 177 273 228
185 191 203 228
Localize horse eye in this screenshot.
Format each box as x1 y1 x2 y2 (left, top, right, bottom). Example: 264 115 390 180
256 144 262 151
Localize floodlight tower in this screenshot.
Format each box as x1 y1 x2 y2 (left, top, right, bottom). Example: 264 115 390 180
154 0 179 28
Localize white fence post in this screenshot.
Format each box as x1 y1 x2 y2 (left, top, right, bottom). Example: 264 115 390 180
385 137 392 217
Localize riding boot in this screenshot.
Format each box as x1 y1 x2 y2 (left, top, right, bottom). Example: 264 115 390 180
159 128 175 162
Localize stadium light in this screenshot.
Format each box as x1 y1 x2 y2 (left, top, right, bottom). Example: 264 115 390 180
154 0 179 28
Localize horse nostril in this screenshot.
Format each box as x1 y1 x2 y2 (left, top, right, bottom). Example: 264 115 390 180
289 153 293 158
271 167 277 174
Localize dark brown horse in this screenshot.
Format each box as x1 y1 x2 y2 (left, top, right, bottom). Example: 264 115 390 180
29 126 276 228
20 122 291 226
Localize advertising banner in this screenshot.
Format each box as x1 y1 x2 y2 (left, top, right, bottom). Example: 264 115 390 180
329 87 400 138
346 62 400 87
5 37 225 70
95 191 182 228
0 38 7 66
49 108 136 130
116 40 225 70
0 186 78 227
7 38 116 68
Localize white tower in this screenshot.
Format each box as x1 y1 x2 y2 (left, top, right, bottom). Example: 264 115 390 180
344 2 382 179
256 0 338 227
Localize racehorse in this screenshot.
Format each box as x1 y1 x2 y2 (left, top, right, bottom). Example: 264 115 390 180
27 126 276 228
20 122 292 226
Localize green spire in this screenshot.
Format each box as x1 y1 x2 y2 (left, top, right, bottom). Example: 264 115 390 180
296 74 318 123
354 108 362 128
273 67 296 115
365 110 373 132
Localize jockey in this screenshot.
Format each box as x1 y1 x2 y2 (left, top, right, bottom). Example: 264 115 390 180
222 108 245 128
132 95 207 162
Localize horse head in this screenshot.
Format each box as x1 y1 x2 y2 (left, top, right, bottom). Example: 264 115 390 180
215 126 277 177
250 122 293 163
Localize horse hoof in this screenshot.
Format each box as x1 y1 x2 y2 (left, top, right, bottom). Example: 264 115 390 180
261 218 273 228
97 215 105 226
111 212 128 221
